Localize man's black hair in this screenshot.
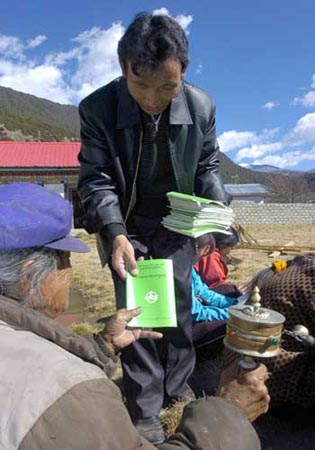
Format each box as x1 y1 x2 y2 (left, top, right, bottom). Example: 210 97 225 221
118 12 189 75
213 227 239 250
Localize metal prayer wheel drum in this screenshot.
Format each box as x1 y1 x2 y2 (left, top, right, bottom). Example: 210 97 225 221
224 287 286 358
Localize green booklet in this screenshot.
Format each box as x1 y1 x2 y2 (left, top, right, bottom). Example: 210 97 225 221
162 191 234 238
167 191 226 207
162 223 231 238
126 259 177 328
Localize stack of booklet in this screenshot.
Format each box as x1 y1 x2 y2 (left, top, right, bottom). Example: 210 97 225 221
162 191 234 238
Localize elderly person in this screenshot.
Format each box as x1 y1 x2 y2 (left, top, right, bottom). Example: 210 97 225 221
246 255 315 449
0 183 269 450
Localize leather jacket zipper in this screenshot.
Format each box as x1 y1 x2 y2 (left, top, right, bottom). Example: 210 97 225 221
124 128 143 222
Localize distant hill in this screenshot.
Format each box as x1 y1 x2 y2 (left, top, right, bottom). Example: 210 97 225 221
218 152 269 184
247 163 315 176
0 86 79 141
246 164 281 173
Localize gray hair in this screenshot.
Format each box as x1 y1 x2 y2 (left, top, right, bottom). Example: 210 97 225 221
0 247 58 308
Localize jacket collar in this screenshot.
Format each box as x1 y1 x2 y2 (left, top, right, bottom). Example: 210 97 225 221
116 78 140 129
169 83 193 125
116 77 193 129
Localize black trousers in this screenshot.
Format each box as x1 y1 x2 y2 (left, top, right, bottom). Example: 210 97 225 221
102 220 195 420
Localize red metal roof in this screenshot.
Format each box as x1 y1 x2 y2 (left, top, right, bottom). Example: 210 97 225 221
0 142 80 167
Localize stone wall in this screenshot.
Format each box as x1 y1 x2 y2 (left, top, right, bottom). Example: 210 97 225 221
232 201 315 225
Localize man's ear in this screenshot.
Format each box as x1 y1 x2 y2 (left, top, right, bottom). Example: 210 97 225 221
203 241 215 257
202 245 211 257
19 260 34 295
119 58 127 77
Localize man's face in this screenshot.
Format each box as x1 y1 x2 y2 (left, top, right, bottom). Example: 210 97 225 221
122 58 184 115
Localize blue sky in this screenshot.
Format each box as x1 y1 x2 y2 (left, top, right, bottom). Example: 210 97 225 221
1 0 314 171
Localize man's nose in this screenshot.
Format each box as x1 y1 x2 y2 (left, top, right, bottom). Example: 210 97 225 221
143 89 159 106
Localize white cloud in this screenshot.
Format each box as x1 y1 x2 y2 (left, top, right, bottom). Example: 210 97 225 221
0 33 47 60
251 150 315 169
218 128 280 153
260 128 281 140
291 73 315 108
291 91 315 107
26 35 47 49
284 113 315 146
153 8 193 32
195 64 203 75
236 142 283 161
0 34 24 59
218 130 257 153
0 23 124 104
262 101 278 110
220 113 315 169
70 23 124 101
175 14 193 31
0 59 73 104
45 48 80 66
153 7 169 15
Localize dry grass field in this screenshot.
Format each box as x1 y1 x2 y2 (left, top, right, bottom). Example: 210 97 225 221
70 223 315 318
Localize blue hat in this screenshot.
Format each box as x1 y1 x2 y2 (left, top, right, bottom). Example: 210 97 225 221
0 183 89 253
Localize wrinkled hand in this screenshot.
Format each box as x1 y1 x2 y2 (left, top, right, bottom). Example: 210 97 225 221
100 307 163 351
216 361 270 422
112 235 138 280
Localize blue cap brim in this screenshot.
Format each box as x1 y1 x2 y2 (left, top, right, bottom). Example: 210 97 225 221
44 235 90 253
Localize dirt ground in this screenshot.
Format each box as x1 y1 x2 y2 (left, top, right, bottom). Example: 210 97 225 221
70 223 315 317
227 223 315 287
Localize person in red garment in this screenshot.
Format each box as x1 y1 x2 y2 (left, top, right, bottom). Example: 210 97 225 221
194 227 242 298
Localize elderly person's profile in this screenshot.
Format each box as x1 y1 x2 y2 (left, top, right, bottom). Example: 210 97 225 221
0 183 268 450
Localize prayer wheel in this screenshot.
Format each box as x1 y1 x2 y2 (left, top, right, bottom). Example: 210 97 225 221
224 286 285 360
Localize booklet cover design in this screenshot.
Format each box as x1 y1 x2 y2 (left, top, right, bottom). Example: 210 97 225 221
126 259 177 328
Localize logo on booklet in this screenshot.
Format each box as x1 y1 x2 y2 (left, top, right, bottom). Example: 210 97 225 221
144 290 159 303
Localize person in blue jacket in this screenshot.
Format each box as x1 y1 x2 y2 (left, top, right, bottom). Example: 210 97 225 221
191 232 239 324
189 232 240 397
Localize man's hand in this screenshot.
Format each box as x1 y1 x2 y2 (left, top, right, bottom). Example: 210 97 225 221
100 307 163 351
216 361 270 422
112 235 138 280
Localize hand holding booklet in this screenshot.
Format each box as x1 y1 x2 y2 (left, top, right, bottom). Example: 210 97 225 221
126 259 177 328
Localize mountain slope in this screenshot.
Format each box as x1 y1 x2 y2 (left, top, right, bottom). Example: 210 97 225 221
246 164 281 172
0 86 79 141
218 152 268 184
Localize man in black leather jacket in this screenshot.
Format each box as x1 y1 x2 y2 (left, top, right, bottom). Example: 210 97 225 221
78 12 230 444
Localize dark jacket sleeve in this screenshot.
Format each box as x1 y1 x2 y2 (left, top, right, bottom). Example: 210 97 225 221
194 103 232 205
20 379 260 450
160 397 260 450
77 99 127 236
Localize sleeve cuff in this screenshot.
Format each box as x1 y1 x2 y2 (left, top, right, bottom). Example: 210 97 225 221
101 223 127 240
